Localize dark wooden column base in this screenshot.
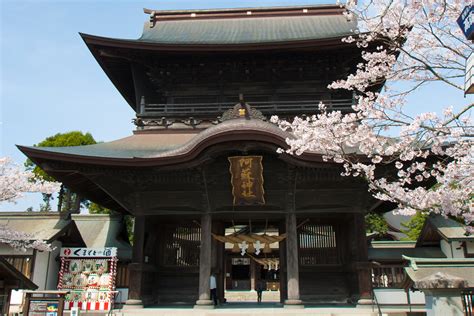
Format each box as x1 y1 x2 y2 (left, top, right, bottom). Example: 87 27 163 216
355 261 372 305
286 213 301 303
123 299 144 309
196 213 213 307
194 300 215 309
126 262 155 307
284 299 304 309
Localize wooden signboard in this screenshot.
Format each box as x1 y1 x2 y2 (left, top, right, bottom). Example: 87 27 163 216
23 291 68 316
228 156 265 205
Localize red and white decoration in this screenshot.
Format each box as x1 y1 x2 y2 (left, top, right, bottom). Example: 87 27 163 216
66 301 111 311
58 247 118 311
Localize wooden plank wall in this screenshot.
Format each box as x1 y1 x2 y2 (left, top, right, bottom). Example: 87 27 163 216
153 223 201 304
297 220 351 303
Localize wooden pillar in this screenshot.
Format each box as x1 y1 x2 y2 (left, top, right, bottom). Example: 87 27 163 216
126 215 145 308
195 213 214 308
284 212 303 307
353 212 372 304
212 221 225 303
279 220 288 303
250 259 256 291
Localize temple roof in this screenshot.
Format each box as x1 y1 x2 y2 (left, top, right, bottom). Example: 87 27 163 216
138 14 356 45
81 4 357 51
18 119 292 163
18 118 363 166
18 133 196 159
17 118 367 214
0 212 73 242
417 214 474 246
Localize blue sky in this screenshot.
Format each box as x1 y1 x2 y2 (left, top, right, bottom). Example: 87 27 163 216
0 0 472 211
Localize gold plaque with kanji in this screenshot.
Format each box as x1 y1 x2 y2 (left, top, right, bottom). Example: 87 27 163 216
228 156 265 205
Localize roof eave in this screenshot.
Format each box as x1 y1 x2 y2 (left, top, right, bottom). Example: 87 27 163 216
79 33 137 109
80 32 357 52
17 128 364 168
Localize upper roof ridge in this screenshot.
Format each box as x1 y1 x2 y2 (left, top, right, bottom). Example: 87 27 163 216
144 4 346 23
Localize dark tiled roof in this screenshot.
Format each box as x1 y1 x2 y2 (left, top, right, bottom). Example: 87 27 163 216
0 213 71 242
18 118 362 161
18 133 197 159
418 214 473 244
139 14 357 45
18 119 291 159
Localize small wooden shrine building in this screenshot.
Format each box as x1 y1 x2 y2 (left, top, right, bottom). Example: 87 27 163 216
19 4 383 308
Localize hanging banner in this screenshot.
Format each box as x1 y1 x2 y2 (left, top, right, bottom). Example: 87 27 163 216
228 156 265 205
60 247 117 258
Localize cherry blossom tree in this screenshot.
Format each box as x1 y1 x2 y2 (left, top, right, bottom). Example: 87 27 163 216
272 1 473 232
0 157 59 203
0 157 60 251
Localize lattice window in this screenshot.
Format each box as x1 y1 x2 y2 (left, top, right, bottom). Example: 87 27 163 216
298 224 340 265
4 256 33 279
163 224 201 267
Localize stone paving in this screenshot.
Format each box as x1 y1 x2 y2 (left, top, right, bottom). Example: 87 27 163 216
62 303 426 316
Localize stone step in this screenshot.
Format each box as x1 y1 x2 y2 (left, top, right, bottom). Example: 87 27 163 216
104 305 426 316
62 304 427 316
112 309 377 316
225 290 280 302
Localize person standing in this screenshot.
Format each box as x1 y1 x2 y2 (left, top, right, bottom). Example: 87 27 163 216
256 279 265 303
210 273 218 306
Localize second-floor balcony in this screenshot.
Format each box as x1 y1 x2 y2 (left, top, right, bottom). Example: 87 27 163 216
137 98 355 119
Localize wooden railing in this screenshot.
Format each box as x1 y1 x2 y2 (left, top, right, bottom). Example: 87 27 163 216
139 99 354 117
372 265 406 288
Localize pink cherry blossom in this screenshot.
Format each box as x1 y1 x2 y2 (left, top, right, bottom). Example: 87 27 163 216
273 0 473 232
0 157 60 250
0 157 59 203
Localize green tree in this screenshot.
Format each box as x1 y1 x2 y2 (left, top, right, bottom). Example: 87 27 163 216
26 131 97 213
401 212 428 241
87 201 111 214
125 216 134 245
365 212 389 238
26 131 134 244
26 131 96 181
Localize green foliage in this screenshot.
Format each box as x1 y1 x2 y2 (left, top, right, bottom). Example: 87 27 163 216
401 212 429 241
39 193 52 212
25 131 97 212
365 212 389 236
87 202 111 214
25 131 96 182
125 215 134 245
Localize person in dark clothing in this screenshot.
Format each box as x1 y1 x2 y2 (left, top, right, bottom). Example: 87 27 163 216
256 279 265 303
210 273 218 306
